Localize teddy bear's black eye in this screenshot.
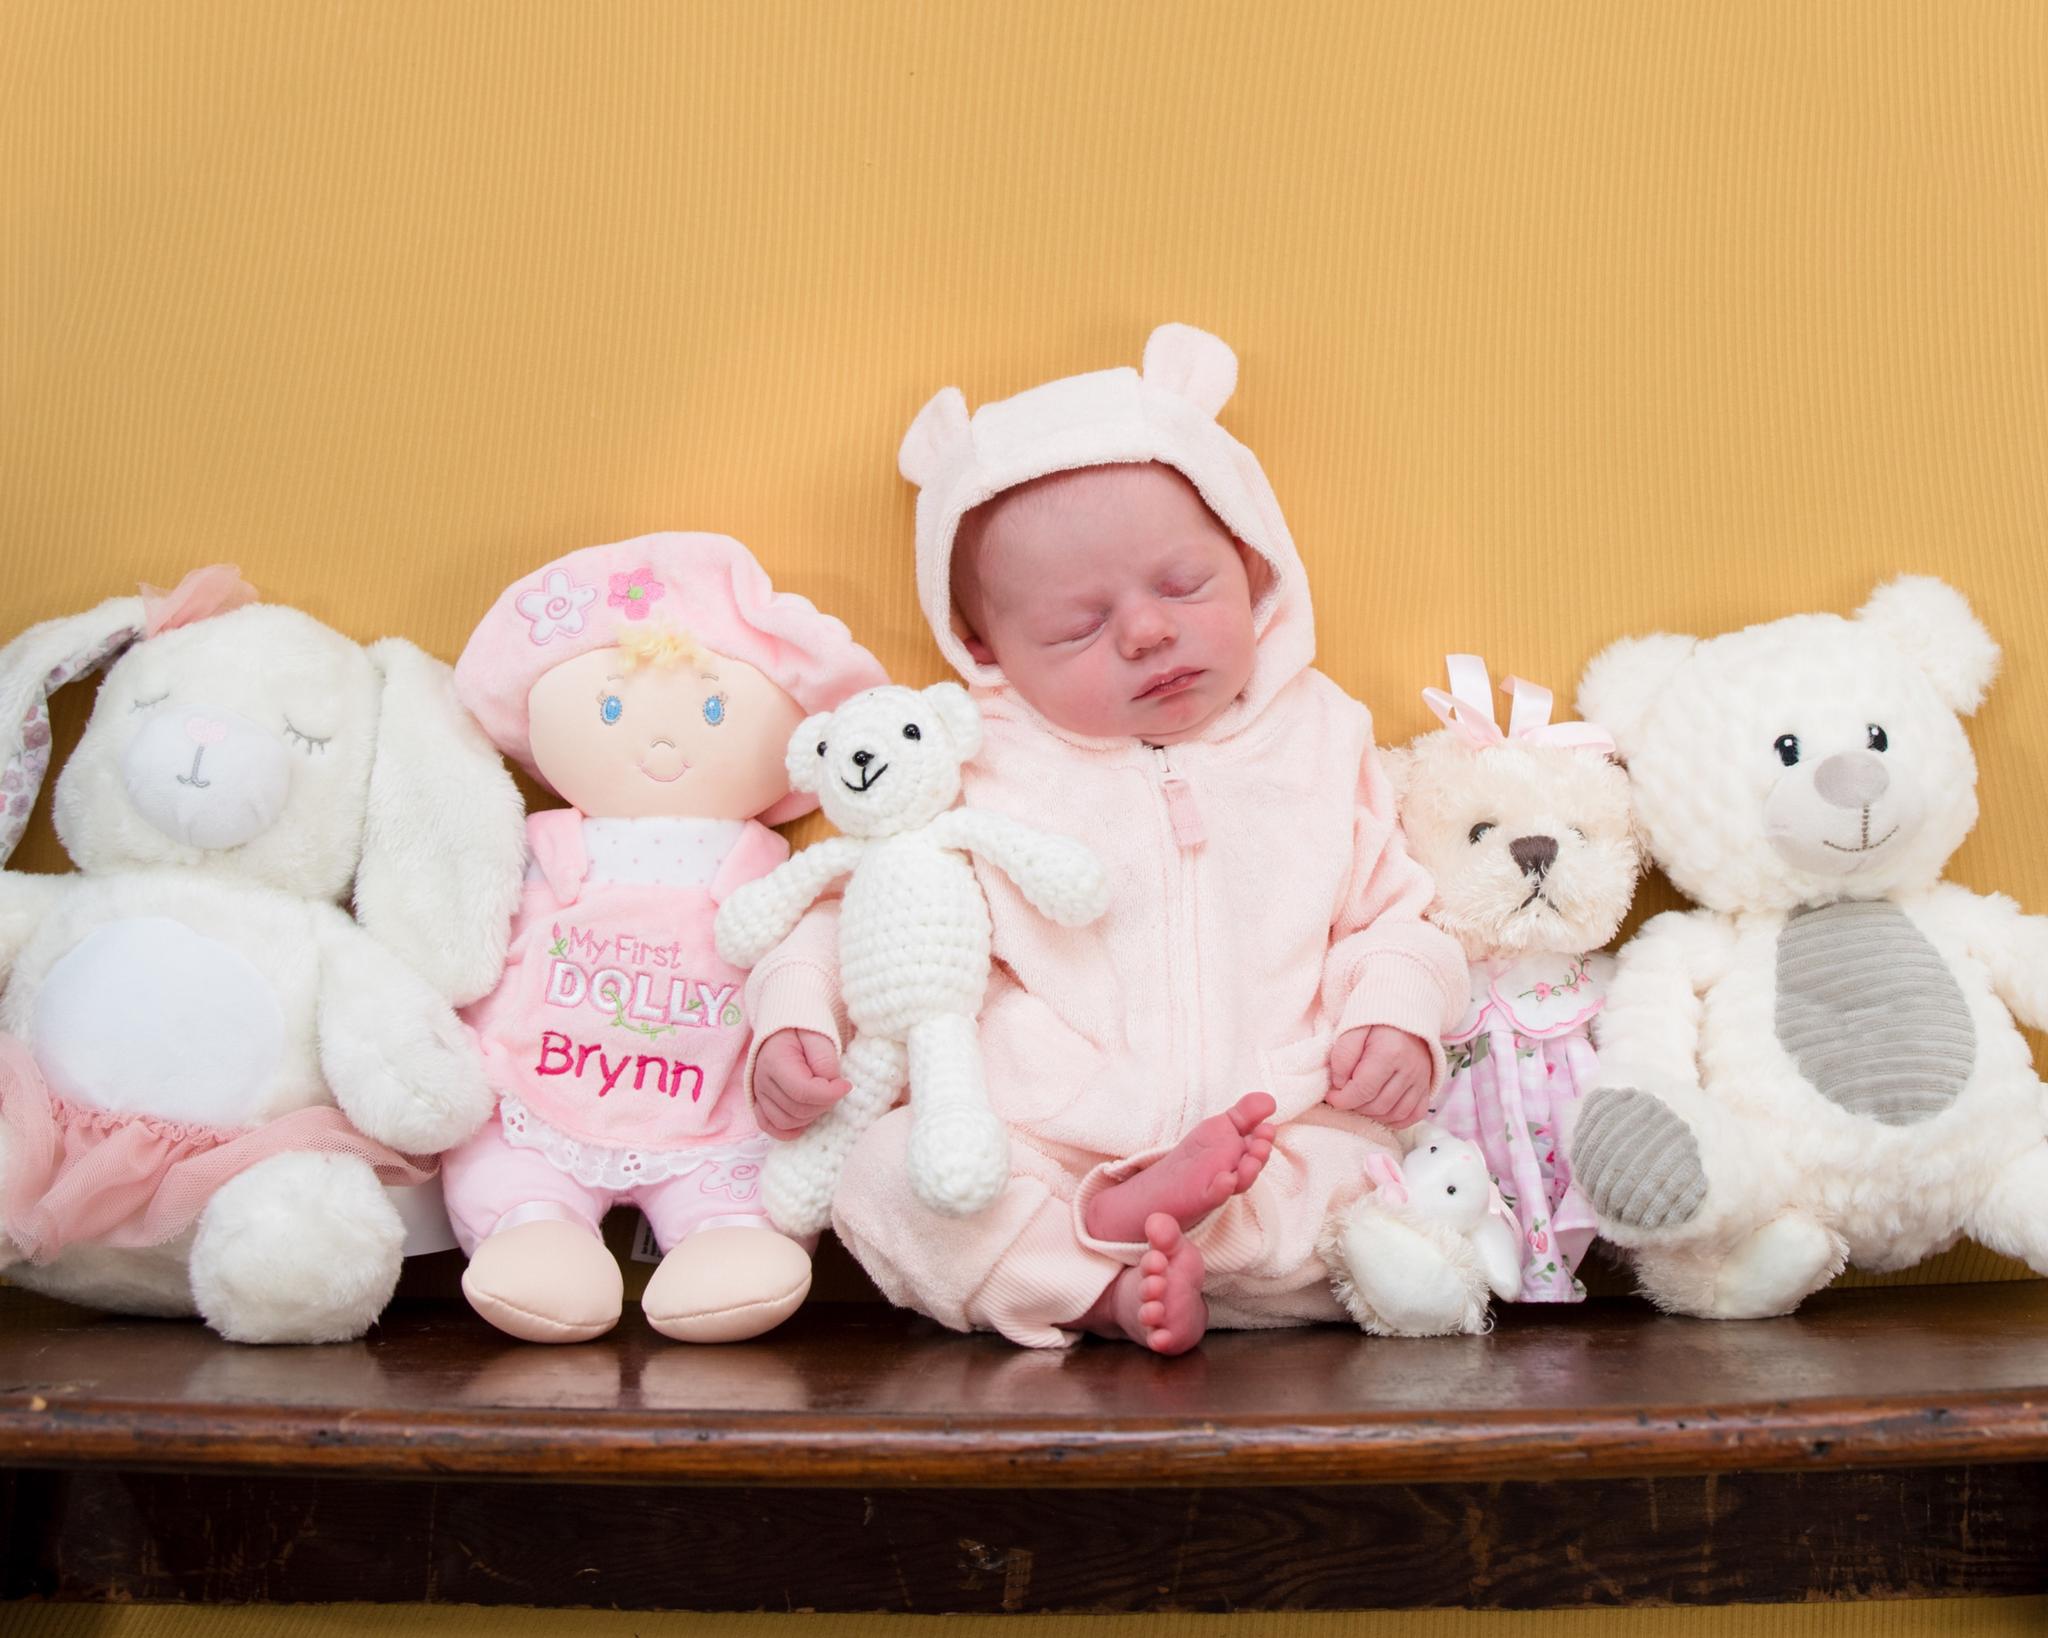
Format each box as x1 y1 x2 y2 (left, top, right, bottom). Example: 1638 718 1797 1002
1428 1144 1438 1154
816 741 828 757
1867 724 1888 752
1774 734 1801 767
903 723 921 740
1445 1185 1458 1195
1468 822 1495 844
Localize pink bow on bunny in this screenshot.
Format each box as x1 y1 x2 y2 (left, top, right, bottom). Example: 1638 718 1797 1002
140 564 259 639
1422 654 1614 755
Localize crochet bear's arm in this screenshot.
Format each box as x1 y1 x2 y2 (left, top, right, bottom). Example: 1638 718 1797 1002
1591 908 1740 1095
926 807 1109 928
0 870 65 981
1934 882 2048 1032
714 836 867 969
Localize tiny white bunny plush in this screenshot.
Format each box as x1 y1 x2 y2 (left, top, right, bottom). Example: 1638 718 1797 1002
714 682 1109 1235
1321 1123 1524 1335
0 568 525 1342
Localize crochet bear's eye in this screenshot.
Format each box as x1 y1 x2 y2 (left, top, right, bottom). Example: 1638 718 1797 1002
1773 733 1800 767
815 740 827 757
1445 1184 1458 1195
1468 821 1495 844
1428 1144 1439 1154
1867 723 1888 752
702 693 727 727
599 693 624 726
902 723 921 740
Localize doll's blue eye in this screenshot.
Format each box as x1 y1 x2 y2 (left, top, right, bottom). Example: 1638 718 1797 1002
703 693 727 727
599 693 623 726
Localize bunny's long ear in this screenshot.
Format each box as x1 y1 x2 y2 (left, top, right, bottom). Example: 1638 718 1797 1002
354 637 527 1004
0 596 144 862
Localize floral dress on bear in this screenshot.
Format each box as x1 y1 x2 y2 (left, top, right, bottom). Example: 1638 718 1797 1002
1431 951 1608 1301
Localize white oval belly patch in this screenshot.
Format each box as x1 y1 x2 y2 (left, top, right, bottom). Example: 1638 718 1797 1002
30 916 286 1126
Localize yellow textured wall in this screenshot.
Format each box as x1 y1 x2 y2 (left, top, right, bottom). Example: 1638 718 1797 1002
4 0 2047 1299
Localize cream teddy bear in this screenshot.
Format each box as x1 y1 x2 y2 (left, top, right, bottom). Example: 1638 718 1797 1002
1570 576 2048 1318
715 682 1108 1236
1320 658 1639 1331
0 570 524 1342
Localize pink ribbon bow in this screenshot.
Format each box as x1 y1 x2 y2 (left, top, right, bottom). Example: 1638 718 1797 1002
1421 654 1614 754
139 564 259 640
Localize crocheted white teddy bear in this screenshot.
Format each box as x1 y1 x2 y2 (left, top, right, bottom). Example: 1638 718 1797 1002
1570 576 2048 1318
715 682 1109 1236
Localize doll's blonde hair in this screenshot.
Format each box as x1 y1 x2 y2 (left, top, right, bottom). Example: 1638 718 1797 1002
616 622 713 673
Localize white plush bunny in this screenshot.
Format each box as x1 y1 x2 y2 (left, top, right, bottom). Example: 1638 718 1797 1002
1321 1124 1525 1336
0 569 525 1342
714 682 1108 1235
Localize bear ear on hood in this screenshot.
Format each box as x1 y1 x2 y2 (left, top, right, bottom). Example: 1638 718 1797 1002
898 386 972 488
1142 323 1237 418
1856 575 2000 717
1377 743 1415 806
1574 632 1697 757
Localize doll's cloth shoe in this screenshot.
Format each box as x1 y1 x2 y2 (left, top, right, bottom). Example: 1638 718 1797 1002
641 1225 813 1342
461 1218 624 1344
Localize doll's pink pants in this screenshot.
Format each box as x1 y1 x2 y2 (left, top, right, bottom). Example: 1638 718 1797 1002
441 1116 774 1255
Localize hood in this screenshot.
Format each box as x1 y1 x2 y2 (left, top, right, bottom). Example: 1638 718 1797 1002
899 323 1317 743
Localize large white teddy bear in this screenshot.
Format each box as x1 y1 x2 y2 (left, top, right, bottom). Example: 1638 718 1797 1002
1569 576 2048 1318
0 570 525 1341
715 682 1108 1236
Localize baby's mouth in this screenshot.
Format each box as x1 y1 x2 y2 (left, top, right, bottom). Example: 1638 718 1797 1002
1137 668 1203 701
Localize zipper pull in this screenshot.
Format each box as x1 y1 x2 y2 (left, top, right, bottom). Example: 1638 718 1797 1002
1162 774 1206 848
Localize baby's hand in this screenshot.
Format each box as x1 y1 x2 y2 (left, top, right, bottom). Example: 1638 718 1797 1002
753 1028 851 1139
1327 1025 1434 1130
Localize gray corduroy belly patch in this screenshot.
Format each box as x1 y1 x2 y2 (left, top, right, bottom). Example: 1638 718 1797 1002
1775 900 1975 1125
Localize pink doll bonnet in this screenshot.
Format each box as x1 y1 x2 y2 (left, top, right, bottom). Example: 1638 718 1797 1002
455 532 888 825
897 323 1304 688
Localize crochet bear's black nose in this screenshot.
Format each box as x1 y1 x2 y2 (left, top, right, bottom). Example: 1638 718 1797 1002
1510 834 1559 877
851 750 873 768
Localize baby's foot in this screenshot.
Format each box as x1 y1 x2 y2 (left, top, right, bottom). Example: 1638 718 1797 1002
1083 1092 1277 1243
1077 1214 1208 1354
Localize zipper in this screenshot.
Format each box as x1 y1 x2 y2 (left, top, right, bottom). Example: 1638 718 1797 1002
1154 746 1205 1131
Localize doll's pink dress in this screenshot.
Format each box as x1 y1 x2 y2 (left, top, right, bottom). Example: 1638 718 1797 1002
440 808 789 1253
1428 951 1607 1302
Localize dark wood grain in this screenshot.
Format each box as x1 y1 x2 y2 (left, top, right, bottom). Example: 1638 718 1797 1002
7 1465 2044 1610
3 1282 2048 1486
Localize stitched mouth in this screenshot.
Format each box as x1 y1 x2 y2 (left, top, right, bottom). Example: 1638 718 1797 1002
175 747 211 789
1821 807 1899 855
842 761 889 793
1517 887 1559 914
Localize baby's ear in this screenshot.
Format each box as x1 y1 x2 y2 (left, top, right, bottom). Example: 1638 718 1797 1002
1575 633 1695 760
898 387 971 488
1856 575 2000 717
921 681 983 762
1142 323 1237 418
786 711 834 795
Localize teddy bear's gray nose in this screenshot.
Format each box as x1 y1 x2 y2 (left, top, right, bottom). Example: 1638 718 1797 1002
1509 834 1558 877
851 750 874 768
1814 751 1889 809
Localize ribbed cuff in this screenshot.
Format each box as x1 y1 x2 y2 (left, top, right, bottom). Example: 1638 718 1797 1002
1071 1149 1272 1275
743 960 846 1106
971 1193 1124 1350
1335 949 1459 1093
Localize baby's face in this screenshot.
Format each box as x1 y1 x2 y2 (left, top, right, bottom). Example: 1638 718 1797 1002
956 463 1258 743
527 645 803 819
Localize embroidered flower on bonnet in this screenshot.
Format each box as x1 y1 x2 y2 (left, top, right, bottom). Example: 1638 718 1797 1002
517 570 598 644
607 566 666 621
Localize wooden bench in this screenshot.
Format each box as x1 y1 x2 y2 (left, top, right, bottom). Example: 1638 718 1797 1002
4 1274 2047 1613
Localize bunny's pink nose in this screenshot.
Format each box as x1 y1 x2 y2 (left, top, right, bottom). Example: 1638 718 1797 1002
184 716 229 747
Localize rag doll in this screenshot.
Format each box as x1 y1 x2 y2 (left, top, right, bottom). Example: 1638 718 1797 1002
444 533 887 1343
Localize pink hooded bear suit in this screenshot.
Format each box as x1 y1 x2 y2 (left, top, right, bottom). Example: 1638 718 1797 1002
742 325 1469 1347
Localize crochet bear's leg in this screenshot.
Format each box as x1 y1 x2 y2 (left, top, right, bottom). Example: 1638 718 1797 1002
1631 1213 1844 1319
905 1012 1010 1217
190 1151 404 1344
763 1033 907 1237
1967 1141 2048 1274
